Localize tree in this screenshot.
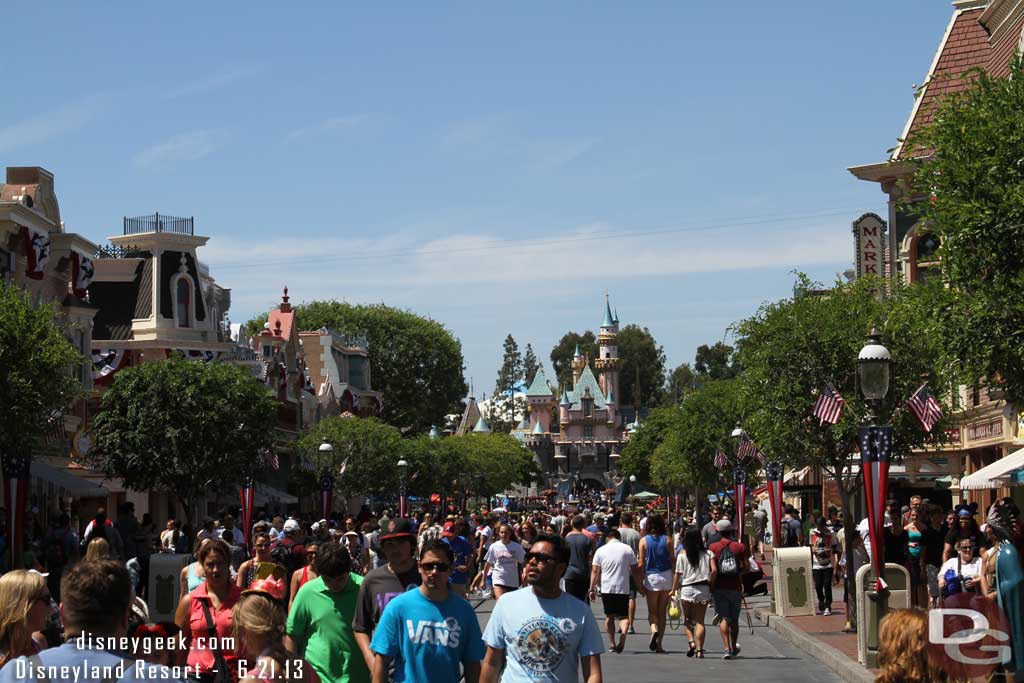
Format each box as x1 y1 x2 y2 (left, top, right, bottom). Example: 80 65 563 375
695 342 738 380
731 274 953 555
523 344 540 386
665 362 698 405
493 335 523 433
0 282 84 459
90 356 277 524
453 433 541 496
247 301 467 434
550 331 598 390
618 406 680 482
301 415 406 498
904 54 1024 404
617 324 667 407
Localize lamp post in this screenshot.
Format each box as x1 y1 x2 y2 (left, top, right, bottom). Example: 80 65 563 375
730 423 748 542
318 442 334 521
856 327 893 668
397 459 409 518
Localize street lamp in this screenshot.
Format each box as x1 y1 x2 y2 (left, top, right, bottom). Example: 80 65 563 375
397 459 409 518
858 328 891 414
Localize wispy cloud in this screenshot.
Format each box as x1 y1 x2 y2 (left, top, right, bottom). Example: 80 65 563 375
0 94 110 153
284 115 367 142
440 114 511 149
529 137 599 170
440 114 598 169
163 64 263 100
133 129 227 168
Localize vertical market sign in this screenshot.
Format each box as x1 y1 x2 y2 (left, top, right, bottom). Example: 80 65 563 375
852 213 887 278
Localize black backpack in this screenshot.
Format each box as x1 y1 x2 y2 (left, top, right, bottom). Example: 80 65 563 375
718 543 740 577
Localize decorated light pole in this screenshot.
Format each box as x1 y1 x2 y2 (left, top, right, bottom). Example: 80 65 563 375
397 459 409 518
318 441 335 523
765 462 784 549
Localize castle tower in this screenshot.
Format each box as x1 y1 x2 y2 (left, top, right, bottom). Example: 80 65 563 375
595 294 621 404
525 368 555 434
571 343 586 385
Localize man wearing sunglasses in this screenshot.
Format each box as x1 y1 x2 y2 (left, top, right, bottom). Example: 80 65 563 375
481 534 604 683
370 539 484 683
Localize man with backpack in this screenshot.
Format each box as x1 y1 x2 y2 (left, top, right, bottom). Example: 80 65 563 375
709 519 748 660
271 518 307 598
780 506 803 548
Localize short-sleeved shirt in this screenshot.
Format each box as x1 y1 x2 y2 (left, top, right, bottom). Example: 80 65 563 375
352 563 422 635
370 588 485 683
701 522 721 547
484 541 526 588
809 529 838 569
709 539 747 593
287 574 369 683
563 534 592 581
442 535 474 584
482 586 605 683
617 527 641 555
592 541 637 594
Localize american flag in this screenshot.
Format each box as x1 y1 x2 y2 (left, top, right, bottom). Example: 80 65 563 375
907 384 943 433
753 449 766 466
737 434 757 461
714 450 728 468
262 449 279 471
338 457 349 477
813 383 845 426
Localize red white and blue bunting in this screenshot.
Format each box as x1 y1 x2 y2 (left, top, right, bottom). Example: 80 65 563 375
167 349 220 363
92 349 128 386
71 249 95 298
20 227 50 280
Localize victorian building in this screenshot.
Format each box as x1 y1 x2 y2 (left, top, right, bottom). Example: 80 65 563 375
847 0 1024 512
521 297 626 492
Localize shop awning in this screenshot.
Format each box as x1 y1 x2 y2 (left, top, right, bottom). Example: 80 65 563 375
254 482 298 505
960 446 1024 490
32 461 110 498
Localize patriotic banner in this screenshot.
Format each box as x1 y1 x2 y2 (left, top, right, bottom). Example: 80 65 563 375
714 450 728 468
71 249 95 298
20 227 50 280
737 435 757 461
859 426 893 591
239 478 255 548
91 349 128 386
320 472 335 522
2 450 30 568
766 462 784 547
733 468 747 542
907 384 942 433
398 491 408 518
169 349 219 363
813 383 846 426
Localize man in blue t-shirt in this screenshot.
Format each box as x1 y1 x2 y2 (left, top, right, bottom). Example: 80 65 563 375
481 534 605 683
370 539 485 683
442 521 474 597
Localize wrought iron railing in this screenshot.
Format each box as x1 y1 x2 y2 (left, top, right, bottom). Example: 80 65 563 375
94 244 149 259
123 213 194 236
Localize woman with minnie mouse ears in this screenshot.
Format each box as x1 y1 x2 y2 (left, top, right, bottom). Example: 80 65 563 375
234 578 319 683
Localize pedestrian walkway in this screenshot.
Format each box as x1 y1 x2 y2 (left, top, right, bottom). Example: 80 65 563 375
472 589 842 682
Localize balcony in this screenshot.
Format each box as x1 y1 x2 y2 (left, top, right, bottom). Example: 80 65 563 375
123 213 193 236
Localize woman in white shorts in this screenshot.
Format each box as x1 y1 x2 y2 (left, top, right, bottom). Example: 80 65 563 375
671 527 712 658
638 514 675 653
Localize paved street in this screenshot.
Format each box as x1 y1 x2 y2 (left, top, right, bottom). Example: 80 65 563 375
472 592 840 682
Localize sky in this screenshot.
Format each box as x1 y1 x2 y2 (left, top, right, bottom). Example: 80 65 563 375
1 2 954 396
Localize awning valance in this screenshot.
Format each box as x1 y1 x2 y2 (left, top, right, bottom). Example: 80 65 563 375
32 461 109 498
254 482 298 505
960 447 1024 490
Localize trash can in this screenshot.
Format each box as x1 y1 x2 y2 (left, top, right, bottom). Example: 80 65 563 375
148 552 191 621
773 546 815 617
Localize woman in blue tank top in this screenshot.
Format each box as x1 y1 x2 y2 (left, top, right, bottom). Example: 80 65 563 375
638 514 675 653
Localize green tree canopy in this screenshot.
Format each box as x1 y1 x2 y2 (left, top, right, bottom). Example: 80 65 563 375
300 415 405 497
550 331 598 390
616 325 667 408
523 344 540 387
665 362 698 405
0 282 84 457
247 301 467 434
618 405 680 482
695 342 739 380
905 55 1024 404
90 356 277 523
731 274 953 512
492 334 524 433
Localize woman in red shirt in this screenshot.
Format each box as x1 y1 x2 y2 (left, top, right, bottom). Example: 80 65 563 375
175 539 242 683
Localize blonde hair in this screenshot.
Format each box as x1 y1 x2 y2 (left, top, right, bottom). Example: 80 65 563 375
876 609 946 683
0 570 45 662
84 537 111 562
233 592 285 644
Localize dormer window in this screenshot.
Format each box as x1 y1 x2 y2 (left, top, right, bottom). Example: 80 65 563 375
583 398 593 417
176 278 191 327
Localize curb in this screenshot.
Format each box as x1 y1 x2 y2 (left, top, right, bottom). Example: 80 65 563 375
752 607 874 683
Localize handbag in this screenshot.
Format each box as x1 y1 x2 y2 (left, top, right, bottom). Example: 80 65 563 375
199 598 233 683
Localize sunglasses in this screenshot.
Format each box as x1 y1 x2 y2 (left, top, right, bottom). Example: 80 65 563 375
525 552 556 565
960 545 973 551
419 562 451 573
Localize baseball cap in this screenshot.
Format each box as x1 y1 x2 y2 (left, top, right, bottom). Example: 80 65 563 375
283 518 301 532
380 518 416 541
958 508 972 518
715 519 734 532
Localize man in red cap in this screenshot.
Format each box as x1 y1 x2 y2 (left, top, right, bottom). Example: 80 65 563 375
353 518 422 672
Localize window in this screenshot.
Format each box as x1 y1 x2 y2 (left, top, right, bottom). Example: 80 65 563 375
917 233 940 261
972 386 981 408
176 278 191 327
582 399 592 417
583 423 593 438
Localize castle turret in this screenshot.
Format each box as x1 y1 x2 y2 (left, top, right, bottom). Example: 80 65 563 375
605 388 616 426
571 343 586 385
559 388 570 425
525 368 555 434
596 294 621 402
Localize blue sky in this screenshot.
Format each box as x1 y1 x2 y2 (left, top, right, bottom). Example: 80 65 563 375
2 2 953 396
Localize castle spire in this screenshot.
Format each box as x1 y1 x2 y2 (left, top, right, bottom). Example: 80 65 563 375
603 292 614 328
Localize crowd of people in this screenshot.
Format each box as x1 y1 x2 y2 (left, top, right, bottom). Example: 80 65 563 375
3 491 1019 682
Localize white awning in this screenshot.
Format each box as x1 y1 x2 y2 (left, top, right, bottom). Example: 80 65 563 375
254 482 298 505
32 461 110 498
960 447 1024 490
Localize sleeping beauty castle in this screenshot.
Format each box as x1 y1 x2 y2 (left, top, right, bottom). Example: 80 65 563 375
515 296 631 493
